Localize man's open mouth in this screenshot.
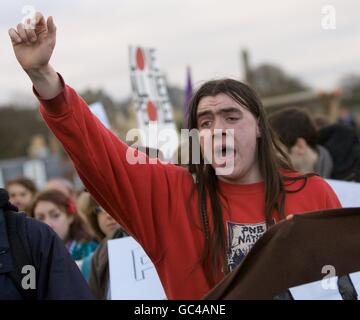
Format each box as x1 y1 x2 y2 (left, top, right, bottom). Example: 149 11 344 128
214 145 236 162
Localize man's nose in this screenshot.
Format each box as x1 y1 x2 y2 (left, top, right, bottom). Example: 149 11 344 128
212 117 229 132
212 121 229 137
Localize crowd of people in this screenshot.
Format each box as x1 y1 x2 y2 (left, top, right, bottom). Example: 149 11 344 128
1 12 359 300
2 176 127 299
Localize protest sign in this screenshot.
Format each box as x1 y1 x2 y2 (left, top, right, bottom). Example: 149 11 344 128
23 159 47 189
129 46 179 161
108 237 166 300
0 170 3 188
326 179 360 208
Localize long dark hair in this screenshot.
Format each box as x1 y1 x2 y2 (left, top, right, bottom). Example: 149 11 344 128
187 79 306 286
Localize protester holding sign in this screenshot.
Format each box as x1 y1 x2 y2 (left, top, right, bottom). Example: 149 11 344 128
8 13 341 299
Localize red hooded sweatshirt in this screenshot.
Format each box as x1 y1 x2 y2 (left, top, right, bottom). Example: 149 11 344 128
37 76 341 299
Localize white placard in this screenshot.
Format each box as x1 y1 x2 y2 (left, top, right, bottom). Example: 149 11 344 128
108 237 166 300
289 277 343 300
326 179 360 208
129 46 179 161
0 169 4 188
23 159 47 189
349 271 360 300
89 102 111 129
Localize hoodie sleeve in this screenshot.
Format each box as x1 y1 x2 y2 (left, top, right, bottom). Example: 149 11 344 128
36 75 189 261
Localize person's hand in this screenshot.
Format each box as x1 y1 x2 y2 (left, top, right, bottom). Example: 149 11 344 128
8 12 61 99
8 12 56 72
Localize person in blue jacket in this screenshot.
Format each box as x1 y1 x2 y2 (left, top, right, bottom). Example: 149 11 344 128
0 188 94 300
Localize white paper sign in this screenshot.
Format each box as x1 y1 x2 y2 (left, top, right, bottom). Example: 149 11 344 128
289 277 343 300
326 179 360 208
349 271 360 299
289 271 360 300
129 46 179 161
108 237 166 300
0 169 4 188
89 102 111 129
23 159 47 189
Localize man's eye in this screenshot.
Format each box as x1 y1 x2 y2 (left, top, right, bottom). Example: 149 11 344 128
201 121 212 128
227 117 239 121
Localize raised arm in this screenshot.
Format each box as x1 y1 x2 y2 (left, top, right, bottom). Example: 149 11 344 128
8 13 190 261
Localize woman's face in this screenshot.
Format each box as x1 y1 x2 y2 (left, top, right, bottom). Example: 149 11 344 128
34 200 73 241
7 183 34 212
96 209 120 238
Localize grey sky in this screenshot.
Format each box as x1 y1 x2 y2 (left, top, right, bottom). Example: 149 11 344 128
1 0 359 105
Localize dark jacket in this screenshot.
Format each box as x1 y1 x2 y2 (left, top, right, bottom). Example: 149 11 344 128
0 209 94 300
318 124 360 182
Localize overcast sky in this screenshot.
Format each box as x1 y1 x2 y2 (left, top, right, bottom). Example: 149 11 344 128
1 0 359 105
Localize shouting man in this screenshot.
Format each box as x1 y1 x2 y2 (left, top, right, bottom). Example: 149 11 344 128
9 13 341 299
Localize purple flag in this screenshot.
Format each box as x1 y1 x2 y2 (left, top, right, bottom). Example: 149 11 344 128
184 66 193 128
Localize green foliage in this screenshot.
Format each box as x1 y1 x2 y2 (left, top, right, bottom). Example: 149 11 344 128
0 107 49 159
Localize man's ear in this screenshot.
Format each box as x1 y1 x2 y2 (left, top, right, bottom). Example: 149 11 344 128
256 120 261 138
256 128 261 138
